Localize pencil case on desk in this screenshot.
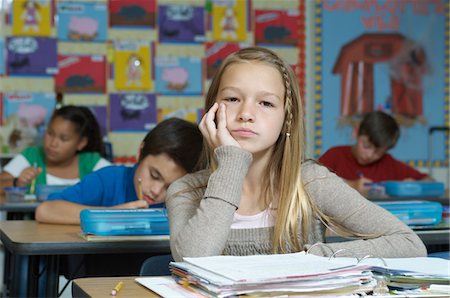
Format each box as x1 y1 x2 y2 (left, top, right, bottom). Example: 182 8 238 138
80 208 169 236
383 181 444 197
375 200 443 226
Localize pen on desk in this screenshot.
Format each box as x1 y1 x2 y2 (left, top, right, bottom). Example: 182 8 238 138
138 178 143 201
29 162 37 194
111 281 124 296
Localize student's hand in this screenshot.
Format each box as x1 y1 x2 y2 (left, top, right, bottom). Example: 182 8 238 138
114 200 148 209
17 166 42 187
199 102 240 149
354 176 373 196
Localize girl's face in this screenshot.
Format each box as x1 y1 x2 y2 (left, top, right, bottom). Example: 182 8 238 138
134 153 186 205
44 116 87 164
216 62 285 155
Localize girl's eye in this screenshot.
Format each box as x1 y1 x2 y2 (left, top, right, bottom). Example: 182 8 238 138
150 172 160 180
223 97 238 102
261 101 274 107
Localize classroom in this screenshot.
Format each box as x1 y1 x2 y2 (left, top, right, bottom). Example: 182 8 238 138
0 0 448 297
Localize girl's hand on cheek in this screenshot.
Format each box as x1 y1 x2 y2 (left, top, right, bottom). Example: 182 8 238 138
199 103 240 149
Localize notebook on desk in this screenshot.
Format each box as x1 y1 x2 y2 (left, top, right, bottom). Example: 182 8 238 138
79 232 169 242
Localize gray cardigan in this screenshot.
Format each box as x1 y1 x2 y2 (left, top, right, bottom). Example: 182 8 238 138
167 146 427 262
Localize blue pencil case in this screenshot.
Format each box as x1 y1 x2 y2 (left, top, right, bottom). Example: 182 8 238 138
376 200 443 226
80 208 169 236
383 181 444 197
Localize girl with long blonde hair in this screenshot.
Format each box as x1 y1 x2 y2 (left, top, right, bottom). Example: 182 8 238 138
167 47 426 262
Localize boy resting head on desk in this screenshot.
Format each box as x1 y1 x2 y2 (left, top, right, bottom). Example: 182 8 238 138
319 111 431 196
35 117 204 224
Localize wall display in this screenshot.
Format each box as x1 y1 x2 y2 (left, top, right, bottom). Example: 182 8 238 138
54 54 106 93
157 97 203 124
109 0 156 28
109 93 157 132
212 0 248 42
155 56 203 95
158 4 205 43
1 92 55 153
87 105 108 137
254 9 300 47
12 0 53 37
114 41 152 91
314 0 448 166
6 36 57 76
56 1 108 42
205 42 244 79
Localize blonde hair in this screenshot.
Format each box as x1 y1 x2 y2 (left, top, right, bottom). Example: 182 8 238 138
202 47 311 252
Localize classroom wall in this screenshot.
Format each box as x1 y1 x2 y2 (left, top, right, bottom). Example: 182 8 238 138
0 0 448 186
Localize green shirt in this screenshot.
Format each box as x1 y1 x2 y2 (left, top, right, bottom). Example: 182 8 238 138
21 146 102 185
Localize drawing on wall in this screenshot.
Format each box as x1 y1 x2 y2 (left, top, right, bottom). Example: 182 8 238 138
212 0 248 42
57 1 108 42
109 93 157 131
155 56 202 95
12 0 52 36
1 92 55 153
86 105 107 137
158 4 205 43
314 0 448 165
254 9 299 46
114 41 152 91
205 42 243 79
6 37 57 76
54 55 106 93
109 0 156 28
157 97 203 124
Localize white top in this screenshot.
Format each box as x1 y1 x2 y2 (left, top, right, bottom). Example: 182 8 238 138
3 154 111 185
231 209 275 229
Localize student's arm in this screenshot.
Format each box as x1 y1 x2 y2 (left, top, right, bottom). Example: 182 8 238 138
35 169 147 224
343 176 373 196
35 199 147 224
167 146 252 262
304 163 427 258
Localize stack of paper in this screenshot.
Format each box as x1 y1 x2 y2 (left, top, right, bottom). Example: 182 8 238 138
167 252 377 297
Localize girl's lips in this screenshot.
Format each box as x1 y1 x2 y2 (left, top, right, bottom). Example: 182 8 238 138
232 128 257 137
144 195 156 205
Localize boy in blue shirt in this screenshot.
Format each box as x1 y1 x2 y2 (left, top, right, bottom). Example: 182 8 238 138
35 117 204 224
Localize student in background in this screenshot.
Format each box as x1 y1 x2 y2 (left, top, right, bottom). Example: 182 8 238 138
319 111 431 195
0 105 111 187
167 47 426 262
35 117 204 224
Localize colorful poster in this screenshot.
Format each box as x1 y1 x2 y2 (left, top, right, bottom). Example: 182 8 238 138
114 41 152 91
155 56 203 95
0 38 4 75
2 92 55 152
12 0 52 36
254 9 299 46
109 0 156 28
54 55 106 93
212 0 247 42
158 4 205 43
57 1 108 42
157 97 203 124
6 36 57 76
86 105 108 137
314 0 448 166
109 93 157 131
205 42 243 79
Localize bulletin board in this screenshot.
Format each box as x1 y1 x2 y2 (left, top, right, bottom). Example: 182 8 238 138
0 0 305 162
313 0 449 168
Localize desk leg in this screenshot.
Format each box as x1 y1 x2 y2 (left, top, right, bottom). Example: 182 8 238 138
7 253 21 297
27 255 40 297
46 255 60 297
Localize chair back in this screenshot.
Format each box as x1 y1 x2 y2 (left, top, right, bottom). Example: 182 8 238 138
139 254 173 276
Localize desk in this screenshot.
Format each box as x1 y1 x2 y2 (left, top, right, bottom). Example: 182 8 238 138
72 276 157 298
0 220 170 297
72 276 449 298
0 194 39 219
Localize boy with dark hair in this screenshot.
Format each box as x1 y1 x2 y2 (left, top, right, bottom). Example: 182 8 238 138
319 111 430 195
